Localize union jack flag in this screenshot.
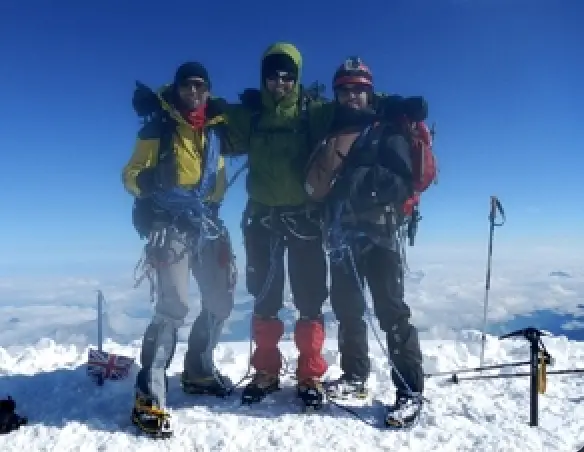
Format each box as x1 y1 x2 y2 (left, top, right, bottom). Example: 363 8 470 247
87 348 134 381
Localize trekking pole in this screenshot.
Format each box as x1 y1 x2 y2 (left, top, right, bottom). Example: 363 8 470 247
479 196 506 368
97 289 104 354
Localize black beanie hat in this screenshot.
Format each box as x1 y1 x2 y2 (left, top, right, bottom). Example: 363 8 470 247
261 53 298 80
174 62 211 89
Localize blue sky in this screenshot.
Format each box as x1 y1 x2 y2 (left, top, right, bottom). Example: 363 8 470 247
0 0 582 271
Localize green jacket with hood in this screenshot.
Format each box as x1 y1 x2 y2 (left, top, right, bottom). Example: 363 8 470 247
222 42 335 208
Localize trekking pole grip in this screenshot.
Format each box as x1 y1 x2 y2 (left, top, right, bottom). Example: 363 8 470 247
489 195 506 227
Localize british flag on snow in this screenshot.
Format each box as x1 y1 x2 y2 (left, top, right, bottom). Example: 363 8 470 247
87 348 134 381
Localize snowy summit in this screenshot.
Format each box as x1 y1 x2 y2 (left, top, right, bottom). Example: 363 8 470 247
1 262 583 452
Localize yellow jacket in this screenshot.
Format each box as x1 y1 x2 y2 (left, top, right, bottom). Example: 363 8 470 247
122 88 227 203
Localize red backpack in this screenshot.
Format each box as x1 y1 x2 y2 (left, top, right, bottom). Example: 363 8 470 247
402 120 437 217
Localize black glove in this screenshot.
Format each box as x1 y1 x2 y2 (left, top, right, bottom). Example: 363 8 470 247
374 94 428 122
206 97 228 120
132 81 162 117
135 159 177 196
402 96 428 122
238 88 262 110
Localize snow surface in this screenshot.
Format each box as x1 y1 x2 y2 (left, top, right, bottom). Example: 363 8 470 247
1 253 583 451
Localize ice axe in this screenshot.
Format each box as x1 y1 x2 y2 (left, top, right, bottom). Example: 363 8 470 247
86 290 135 386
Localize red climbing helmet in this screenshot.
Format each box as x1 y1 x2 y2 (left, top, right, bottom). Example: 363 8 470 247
332 56 373 89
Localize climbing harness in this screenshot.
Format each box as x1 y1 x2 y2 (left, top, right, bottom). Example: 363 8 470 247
133 128 226 301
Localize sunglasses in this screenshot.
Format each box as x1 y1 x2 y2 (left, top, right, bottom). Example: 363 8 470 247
179 79 208 91
266 71 297 83
336 84 370 95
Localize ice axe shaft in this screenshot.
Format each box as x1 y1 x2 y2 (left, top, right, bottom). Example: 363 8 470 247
479 195 506 367
424 360 531 378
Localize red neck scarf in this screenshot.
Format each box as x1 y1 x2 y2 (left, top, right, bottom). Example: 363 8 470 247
181 104 207 130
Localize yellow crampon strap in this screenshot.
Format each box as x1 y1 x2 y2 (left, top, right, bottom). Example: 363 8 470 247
132 409 170 435
145 406 169 418
537 351 547 394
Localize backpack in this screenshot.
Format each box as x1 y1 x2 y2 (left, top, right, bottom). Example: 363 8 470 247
400 120 437 246
402 120 437 217
303 117 438 244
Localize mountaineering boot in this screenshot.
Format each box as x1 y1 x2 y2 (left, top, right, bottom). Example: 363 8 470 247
183 308 232 396
384 393 423 429
324 373 368 400
181 371 233 398
241 371 281 405
297 377 325 410
242 316 284 405
131 392 173 438
294 317 328 410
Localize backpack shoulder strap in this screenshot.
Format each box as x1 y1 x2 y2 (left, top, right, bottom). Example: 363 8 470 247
139 112 175 166
133 81 176 167
157 113 176 165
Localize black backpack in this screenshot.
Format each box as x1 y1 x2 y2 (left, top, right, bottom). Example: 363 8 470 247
129 82 196 238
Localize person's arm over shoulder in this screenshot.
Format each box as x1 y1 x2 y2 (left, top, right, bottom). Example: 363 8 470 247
305 100 336 147
373 92 429 123
121 121 160 197
206 95 254 156
204 111 236 158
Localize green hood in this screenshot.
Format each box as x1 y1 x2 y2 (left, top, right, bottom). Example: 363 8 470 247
260 42 302 113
